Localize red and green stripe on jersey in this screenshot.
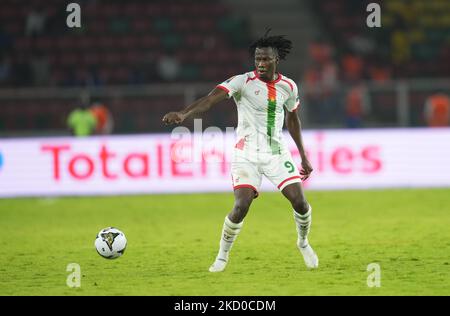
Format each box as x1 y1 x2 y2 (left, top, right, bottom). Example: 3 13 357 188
266 82 281 154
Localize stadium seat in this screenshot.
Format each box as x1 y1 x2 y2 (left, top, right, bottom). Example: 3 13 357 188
0 0 253 133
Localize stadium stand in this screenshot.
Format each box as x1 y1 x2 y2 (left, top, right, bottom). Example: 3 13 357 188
0 0 448 134
0 0 249 133
0 0 251 87
312 0 450 80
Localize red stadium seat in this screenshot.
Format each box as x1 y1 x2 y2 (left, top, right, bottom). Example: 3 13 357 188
124 3 140 16
123 51 143 65
140 35 160 49
59 53 80 66
35 37 53 50
103 52 122 65
89 20 107 34
145 3 164 17
14 37 33 50
81 52 102 66
132 19 152 33
111 68 130 84
97 36 115 49
56 38 75 51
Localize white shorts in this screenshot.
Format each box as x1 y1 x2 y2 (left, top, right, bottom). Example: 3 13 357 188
231 150 302 197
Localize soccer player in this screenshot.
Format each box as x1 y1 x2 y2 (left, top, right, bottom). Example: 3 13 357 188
162 33 318 272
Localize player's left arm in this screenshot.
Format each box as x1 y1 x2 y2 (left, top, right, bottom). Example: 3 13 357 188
285 110 313 180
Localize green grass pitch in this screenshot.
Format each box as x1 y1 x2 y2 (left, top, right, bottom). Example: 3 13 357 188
0 188 449 296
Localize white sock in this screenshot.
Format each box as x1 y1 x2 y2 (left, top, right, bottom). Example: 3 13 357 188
216 216 244 261
293 205 312 248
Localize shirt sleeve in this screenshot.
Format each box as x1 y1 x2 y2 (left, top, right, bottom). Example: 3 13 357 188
284 82 300 112
216 74 246 99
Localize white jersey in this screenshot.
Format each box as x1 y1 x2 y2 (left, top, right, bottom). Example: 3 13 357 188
217 71 300 155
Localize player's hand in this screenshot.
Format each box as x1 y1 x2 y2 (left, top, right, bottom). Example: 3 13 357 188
300 159 313 181
162 112 186 125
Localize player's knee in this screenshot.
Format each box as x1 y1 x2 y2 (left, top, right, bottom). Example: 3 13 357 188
235 200 251 214
292 197 309 215
232 199 251 219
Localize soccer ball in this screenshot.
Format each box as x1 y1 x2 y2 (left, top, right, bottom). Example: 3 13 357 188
95 227 127 259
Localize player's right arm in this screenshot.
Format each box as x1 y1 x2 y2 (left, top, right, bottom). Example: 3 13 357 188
163 74 246 125
162 88 228 125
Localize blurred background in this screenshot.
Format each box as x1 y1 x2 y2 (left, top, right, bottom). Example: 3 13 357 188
2 1 450 297
0 0 449 136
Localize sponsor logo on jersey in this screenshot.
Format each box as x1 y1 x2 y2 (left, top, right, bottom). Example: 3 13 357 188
0 151 3 172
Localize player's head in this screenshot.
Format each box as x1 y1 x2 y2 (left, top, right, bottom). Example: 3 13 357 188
79 90 91 109
249 29 293 81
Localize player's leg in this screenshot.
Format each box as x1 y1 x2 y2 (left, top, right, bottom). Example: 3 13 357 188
209 154 261 273
209 188 256 272
228 187 256 223
281 183 318 268
281 182 311 244
263 152 318 268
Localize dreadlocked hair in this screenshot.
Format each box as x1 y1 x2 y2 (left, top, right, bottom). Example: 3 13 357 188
249 29 293 60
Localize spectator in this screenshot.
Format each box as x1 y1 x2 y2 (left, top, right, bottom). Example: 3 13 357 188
391 30 410 65
303 41 339 125
0 55 12 86
368 65 391 83
67 104 97 137
90 103 114 135
157 51 180 82
367 57 392 83
25 5 48 37
30 52 50 86
348 34 375 56
341 53 364 83
308 41 332 65
345 84 367 128
424 93 450 127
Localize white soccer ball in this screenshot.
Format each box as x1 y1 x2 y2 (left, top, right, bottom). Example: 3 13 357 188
95 227 127 259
